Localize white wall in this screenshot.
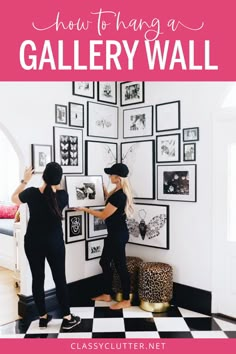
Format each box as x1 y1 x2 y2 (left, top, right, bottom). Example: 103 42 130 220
0 81 231 296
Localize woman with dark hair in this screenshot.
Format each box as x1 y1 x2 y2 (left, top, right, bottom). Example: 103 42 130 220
11 162 80 330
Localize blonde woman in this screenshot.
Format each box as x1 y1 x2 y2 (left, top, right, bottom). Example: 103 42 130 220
78 163 134 310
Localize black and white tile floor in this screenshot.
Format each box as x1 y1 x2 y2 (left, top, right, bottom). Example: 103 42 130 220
0 300 236 339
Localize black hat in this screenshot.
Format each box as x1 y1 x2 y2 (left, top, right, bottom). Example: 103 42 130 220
104 163 129 178
43 162 63 185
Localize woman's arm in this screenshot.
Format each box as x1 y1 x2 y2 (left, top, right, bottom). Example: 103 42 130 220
11 167 34 205
78 202 117 220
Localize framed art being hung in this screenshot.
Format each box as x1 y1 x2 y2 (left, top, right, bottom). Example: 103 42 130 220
31 144 52 173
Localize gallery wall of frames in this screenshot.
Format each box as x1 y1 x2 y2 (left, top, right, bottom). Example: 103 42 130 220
31 81 199 259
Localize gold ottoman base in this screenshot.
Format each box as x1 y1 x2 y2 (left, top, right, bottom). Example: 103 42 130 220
140 300 170 313
115 292 134 302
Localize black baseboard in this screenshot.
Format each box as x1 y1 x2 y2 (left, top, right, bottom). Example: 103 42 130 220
18 275 211 319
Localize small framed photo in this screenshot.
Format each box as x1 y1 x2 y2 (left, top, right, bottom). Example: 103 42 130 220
65 175 105 208
156 133 181 163
97 82 117 105
53 127 83 174
183 127 199 141
87 101 118 139
87 206 108 239
183 143 196 161
123 105 153 139
65 209 85 244
69 102 84 128
156 101 181 132
31 144 52 173
120 81 145 107
72 82 94 98
157 164 197 202
86 238 104 260
55 104 67 125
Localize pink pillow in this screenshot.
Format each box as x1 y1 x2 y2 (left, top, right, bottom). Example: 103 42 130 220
0 205 19 219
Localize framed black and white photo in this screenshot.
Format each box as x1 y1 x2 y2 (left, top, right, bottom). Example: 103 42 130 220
123 105 153 138
55 104 67 125
53 126 83 174
31 144 52 173
72 81 94 98
156 133 180 163
69 102 84 128
87 206 108 239
65 209 85 244
183 127 199 141
183 143 196 161
156 101 181 132
121 140 155 199
86 238 104 260
87 101 118 139
97 82 117 105
157 164 197 202
65 175 105 208
128 203 169 249
120 81 145 107
85 140 117 186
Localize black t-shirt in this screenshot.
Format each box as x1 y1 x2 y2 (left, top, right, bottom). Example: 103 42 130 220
105 189 129 239
19 187 68 240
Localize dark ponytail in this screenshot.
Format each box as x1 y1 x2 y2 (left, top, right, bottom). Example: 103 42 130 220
43 184 62 220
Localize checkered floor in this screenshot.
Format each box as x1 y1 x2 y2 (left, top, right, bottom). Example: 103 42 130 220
0 300 236 338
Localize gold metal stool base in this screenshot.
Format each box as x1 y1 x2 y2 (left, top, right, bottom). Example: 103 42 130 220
115 292 134 302
140 300 170 313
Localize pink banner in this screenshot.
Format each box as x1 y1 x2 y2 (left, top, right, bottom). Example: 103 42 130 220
0 0 235 80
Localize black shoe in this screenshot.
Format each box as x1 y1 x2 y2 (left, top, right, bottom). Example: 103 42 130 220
39 314 53 329
62 314 81 330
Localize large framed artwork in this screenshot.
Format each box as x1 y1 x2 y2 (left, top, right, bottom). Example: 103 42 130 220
87 101 118 139
156 101 181 132
65 209 85 244
157 164 197 202
85 140 117 186
86 238 104 260
121 140 155 199
65 175 105 208
87 206 108 239
123 105 153 138
53 127 83 174
72 81 94 98
156 133 181 163
120 81 145 106
31 144 52 173
68 102 84 128
128 203 169 249
97 82 117 105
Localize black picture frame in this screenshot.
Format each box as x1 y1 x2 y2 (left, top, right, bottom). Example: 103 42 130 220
156 100 181 132
183 127 199 142
156 133 181 163
68 102 84 128
97 82 117 105
123 105 153 139
72 81 95 98
183 143 196 161
55 104 67 125
128 203 169 250
157 164 197 202
31 144 52 173
120 81 145 107
86 238 104 260
65 209 85 244
87 206 108 240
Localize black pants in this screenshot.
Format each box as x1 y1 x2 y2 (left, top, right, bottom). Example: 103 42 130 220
99 237 130 300
24 236 70 317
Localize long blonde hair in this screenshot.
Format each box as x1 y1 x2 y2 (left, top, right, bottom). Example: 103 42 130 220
120 177 134 218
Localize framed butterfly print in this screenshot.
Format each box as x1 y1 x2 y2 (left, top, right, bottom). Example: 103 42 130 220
53 126 83 174
127 203 169 249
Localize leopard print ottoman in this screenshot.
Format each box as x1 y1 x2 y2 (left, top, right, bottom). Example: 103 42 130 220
138 262 173 312
112 256 143 302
